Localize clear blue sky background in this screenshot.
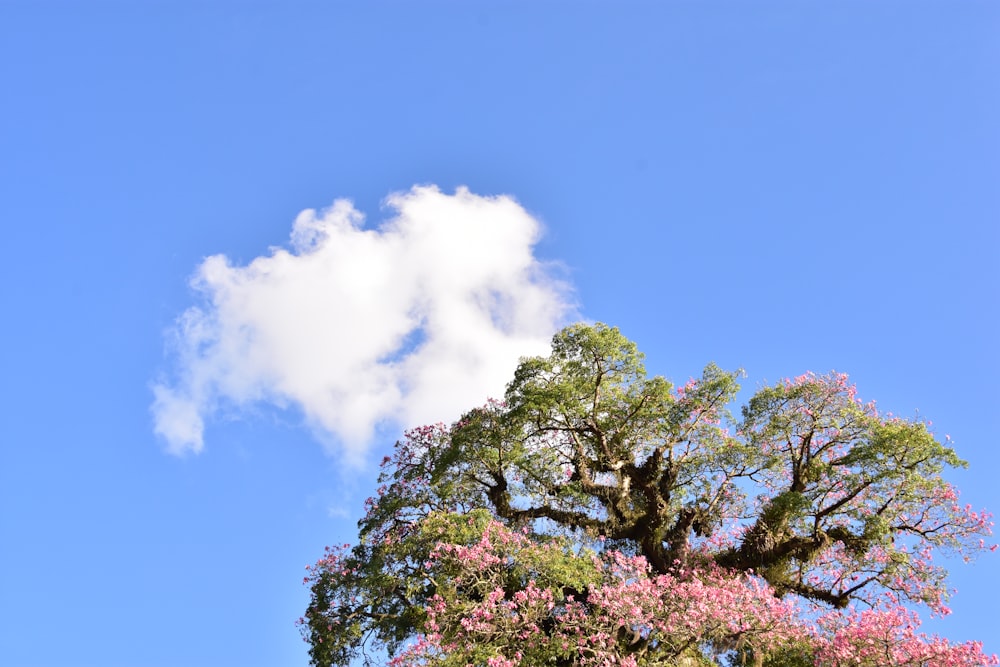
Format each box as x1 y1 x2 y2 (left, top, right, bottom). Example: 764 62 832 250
2 2 998 666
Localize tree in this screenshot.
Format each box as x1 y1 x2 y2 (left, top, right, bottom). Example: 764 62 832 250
302 323 996 666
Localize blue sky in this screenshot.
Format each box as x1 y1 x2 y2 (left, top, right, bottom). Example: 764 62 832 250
2 2 998 665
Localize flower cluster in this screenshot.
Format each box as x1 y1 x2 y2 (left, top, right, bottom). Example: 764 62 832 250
386 519 996 666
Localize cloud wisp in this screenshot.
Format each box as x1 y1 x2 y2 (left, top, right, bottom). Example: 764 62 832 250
152 185 573 462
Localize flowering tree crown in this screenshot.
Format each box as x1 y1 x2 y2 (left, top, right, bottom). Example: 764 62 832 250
302 324 995 666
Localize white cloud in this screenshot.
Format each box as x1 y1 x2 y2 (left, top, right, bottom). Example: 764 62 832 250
152 185 574 462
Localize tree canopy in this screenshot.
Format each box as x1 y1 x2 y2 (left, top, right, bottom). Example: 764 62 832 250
302 323 995 666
